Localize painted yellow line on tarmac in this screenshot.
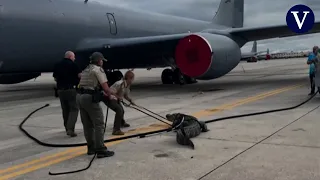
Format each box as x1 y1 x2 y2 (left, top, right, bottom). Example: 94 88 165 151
0 84 303 180
0 147 83 174
192 84 302 118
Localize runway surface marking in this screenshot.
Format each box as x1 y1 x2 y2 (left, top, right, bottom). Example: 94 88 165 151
0 84 303 180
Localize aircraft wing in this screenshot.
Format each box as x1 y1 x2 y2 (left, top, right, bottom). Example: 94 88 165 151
76 33 189 51
75 33 190 69
229 21 320 41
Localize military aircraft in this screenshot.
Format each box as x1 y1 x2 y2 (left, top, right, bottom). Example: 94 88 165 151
1 0 320 85
241 41 269 62
256 49 271 60
241 41 267 59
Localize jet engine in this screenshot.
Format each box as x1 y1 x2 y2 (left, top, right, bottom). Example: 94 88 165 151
175 33 241 80
0 73 41 84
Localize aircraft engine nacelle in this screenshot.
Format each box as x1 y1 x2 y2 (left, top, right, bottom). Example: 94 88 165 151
175 33 241 80
0 73 41 84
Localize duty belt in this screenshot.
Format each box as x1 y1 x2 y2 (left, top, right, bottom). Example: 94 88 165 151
57 85 76 90
77 88 96 95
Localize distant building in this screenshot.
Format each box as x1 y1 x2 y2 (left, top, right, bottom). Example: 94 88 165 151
269 51 310 59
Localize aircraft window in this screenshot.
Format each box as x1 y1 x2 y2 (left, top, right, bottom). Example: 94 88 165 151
106 13 117 35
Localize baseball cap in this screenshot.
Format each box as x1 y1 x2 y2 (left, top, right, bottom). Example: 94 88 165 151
90 52 108 63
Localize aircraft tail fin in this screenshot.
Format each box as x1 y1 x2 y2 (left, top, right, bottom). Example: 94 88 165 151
251 41 257 53
212 0 244 28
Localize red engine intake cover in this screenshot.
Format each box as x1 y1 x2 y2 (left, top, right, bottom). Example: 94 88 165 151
175 34 212 77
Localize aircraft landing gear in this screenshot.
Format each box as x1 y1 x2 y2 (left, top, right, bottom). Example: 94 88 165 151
161 68 197 85
161 69 174 84
106 70 123 86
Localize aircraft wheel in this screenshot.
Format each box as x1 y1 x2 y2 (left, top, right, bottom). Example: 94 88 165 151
161 69 174 84
107 70 123 86
184 76 198 84
113 70 123 81
173 68 186 85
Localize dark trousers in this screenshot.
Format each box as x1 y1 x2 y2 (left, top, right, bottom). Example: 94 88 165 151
310 73 318 94
58 89 79 132
102 97 126 131
76 94 106 151
309 73 320 94
310 73 315 93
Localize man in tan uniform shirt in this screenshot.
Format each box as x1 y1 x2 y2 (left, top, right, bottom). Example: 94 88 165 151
77 52 119 158
103 70 135 135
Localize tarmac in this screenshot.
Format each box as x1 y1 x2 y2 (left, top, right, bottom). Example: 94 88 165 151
0 58 319 180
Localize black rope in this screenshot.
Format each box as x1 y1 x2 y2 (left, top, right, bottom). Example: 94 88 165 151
19 90 318 176
198 103 320 180
49 154 96 175
48 107 109 175
204 90 318 124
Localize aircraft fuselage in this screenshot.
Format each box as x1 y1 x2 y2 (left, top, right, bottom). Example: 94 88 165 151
0 0 232 74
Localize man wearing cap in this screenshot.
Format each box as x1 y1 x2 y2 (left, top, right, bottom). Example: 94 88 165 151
53 51 81 137
77 52 119 158
102 70 136 135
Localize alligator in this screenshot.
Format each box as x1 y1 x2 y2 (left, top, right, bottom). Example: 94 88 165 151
166 113 209 149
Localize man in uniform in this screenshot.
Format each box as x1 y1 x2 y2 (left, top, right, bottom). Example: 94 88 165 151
77 52 119 158
53 51 81 137
102 70 136 135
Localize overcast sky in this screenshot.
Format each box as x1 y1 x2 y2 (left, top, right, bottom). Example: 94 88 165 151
96 0 320 53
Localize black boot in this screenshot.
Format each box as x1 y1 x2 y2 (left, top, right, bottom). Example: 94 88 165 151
66 130 77 137
96 148 115 158
54 87 59 97
112 129 125 135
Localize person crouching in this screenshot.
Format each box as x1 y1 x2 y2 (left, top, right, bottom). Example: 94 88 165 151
102 70 136 135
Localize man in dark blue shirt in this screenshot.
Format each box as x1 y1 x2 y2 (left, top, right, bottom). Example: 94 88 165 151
53 51 82 137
